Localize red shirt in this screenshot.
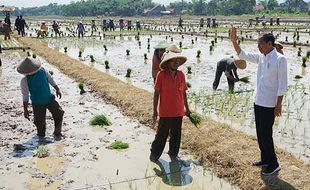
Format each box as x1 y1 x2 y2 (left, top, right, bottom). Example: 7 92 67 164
155 70 188 117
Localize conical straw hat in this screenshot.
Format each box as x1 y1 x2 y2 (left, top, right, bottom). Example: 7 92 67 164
234 59 247 70
154 41 170 50
159 51 187 70
17 57 42 75
165 44 181 53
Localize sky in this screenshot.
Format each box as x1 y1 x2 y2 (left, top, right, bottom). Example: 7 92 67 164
1 0 309 8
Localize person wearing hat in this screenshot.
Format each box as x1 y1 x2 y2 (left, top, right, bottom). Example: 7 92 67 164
150 51 191 162
76 21 85 38
212 58 247 93
17 58 64 139
230 27 287 176
152 41 170 83
274 41 283 55
40 21 48 37
52 20 61 38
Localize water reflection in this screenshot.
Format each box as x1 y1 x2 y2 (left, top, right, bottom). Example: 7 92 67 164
154 159 193 187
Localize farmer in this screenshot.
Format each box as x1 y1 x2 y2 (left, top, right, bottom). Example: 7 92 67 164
127 20 132 30
274 41 283 55
212 58 246 93
15 16 20 34
150 50 191 162
40 21 48 37
178 17 183 29
91 20 97 35
17 58 64 139
52 20 61 37
199 17 204 28
0 21 11 40
119 18 124 31
19 16 26 37
230 27 287 176
76 21 85 38
4 14 11 31
152 41 170 83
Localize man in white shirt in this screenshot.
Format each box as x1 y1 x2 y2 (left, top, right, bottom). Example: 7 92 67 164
230 27 288 176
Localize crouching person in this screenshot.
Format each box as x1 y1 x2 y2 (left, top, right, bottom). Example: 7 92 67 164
150 50 190 162
17 58 64 139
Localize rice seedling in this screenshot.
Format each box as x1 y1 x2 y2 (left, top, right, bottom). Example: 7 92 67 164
109 140 129 150
285 36 288 42
90 55 95 62
49 70 54 75
186 82 192 88
104 60 110 69
179 41 182 48
302 56 307 67
126 68 132 78
147 44 150 50
64 47 68 53
298 48 302 56
138 41 141 47
103 45 107 51
187 66 192 74
307 51 310 58
196 50 201 58
239 76 250 83
32 53 37 59
295 75 302 79
126 49 130 56
188 112 203 128
293 41 296 47
211 40 215 46
78 80 86 95
78 50 82 57
209 45 213 52
192 39 194 44
144 53 148 60
22 48 26 52
35 145 49 158
90 114 111 126
27 51 31 56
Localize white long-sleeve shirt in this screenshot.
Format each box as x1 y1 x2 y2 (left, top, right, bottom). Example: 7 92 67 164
238 48 288 108
20 69 57 102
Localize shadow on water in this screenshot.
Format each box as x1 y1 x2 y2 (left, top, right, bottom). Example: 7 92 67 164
10 135 54 158
261 174 298 190
153 158 193 187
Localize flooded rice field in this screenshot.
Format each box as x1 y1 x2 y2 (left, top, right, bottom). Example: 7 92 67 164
0 52 237 189
38 30 310 162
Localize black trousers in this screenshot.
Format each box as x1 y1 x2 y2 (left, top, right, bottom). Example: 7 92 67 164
32 99 64 137
254 104 278 167
150 117 183 160
212 68 235 92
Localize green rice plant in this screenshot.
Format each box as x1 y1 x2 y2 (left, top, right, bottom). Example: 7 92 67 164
90 55 95 62
211 40 215 46
35 145 49 158
209 45 213 52
186 82 191 88
295 75 302 79
78 80 86 95
144 53 148 60
32 53 37 59
103 45 107 51
239 76 250 83
293 41 296 47
307 51 310 58
179 41 182 48
196 50 201 58
27 51 31 56
188 112 203 128
126 68 132 78
49 70 54 75
126 49 130 56
105 60 110 69
285 36 288 42
78 50 82 57
138 41 141 47
109 141 129 150
22 48 26 52
302 56 307 67
147 44 150 50
187 66 192 74
90 114 112 126
64 47 68 53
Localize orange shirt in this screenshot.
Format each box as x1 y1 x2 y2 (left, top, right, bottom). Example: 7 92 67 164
155 70 188 117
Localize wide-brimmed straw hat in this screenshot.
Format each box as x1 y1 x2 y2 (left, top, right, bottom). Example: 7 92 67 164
17 57 42 75
154 41 170 50
274 41 283 49
159 51 187 70
165 44 181 53
234 59 247 70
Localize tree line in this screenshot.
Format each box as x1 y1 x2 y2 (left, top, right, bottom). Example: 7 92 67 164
9 0 310 17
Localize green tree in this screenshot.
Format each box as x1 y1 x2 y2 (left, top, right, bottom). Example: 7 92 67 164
192 0 207 15
267 0 279 10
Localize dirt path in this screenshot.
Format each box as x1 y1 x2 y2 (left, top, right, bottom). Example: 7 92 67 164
15 36 310 190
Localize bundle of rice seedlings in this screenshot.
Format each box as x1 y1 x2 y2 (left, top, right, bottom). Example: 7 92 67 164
32 53 37 59
126 68 132 78
105 60 110 69
239 76 250 83
90 114 111 126
188 112 203 128
186 82 191 88
49 70 54 75
295 75 302 79
109 141 129 150
90 55 95 62
35 146 49 158
78 80 86 94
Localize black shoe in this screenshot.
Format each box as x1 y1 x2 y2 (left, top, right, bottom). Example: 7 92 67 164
252 160 268 167
149 154 158 162
262 164 281 176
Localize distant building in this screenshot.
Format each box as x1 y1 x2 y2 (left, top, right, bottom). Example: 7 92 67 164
143 5 166 16
253 5 265 12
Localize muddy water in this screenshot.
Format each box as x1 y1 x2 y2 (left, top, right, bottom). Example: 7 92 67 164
44 34 310 162
0 52 237 190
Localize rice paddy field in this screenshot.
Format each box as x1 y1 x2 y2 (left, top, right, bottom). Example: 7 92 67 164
1 15 310 190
